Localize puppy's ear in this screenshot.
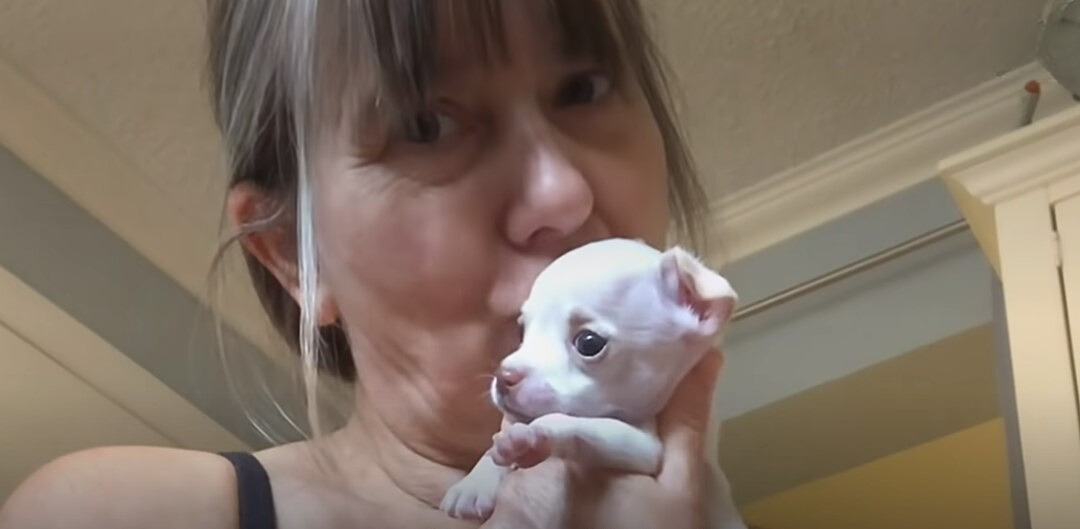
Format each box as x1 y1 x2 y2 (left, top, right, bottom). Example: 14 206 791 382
660 247 738 337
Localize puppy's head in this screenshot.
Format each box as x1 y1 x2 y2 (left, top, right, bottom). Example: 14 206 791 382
492 238 738 424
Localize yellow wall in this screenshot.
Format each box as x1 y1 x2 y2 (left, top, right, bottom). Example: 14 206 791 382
742 419 1013 529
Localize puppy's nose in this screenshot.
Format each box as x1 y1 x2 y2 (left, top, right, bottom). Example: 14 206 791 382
496 367 527 394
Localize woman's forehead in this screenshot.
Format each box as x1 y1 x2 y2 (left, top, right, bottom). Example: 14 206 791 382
429 4 576 80
309 0 646 141
325 0 636 99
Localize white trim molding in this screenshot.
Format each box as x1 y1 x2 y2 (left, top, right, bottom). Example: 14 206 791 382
942 103 1080 206
710 62 1078 264
941 104 1080 275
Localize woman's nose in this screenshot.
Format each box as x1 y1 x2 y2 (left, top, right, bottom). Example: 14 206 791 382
504 133 594 251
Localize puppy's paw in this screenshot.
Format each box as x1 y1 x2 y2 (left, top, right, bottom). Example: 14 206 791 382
440 471 500 520
492 422 553 469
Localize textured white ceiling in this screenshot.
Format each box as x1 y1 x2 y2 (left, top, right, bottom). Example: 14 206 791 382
646 0 1048 195
0 0 1050 225
0 0 225 233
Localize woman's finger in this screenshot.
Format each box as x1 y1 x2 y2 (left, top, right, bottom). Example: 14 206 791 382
656 347 724 489
483 460 571 529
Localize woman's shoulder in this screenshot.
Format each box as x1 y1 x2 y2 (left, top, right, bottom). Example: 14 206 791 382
0 445 240 529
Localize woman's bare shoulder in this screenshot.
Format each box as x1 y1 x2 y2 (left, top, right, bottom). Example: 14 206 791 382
0 445 239 529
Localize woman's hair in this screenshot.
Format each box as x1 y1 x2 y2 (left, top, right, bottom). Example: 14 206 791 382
205 0 709 441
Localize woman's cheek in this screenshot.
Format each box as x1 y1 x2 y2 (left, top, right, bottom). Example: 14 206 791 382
574 93 669 239
628 108 672 244
588 130 670 244
317 186 500 323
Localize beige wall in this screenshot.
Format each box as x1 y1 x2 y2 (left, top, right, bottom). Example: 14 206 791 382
0 266 248 501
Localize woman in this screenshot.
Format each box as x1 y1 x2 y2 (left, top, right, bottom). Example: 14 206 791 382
0 1 740 527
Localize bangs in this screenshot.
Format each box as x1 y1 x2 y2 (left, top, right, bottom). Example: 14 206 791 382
209 0 701 245
310 0 651 125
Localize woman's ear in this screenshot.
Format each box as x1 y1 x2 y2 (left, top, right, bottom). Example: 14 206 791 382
659 246 738 337
227 182 339 326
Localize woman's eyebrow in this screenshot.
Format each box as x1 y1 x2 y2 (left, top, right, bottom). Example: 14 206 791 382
431 55 476 85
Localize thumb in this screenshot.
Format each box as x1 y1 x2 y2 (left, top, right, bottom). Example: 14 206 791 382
656 347 724 489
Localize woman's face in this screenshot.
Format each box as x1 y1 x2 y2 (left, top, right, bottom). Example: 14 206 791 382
312 3 670 460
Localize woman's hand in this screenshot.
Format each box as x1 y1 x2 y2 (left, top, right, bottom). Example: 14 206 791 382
481 348 726 529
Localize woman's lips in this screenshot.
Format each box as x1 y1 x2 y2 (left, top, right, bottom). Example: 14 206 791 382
490 318 524 361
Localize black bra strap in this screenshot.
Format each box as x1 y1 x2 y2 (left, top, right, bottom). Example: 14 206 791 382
220 452 277 529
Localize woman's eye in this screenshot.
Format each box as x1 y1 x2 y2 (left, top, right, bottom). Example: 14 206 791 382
557 72 612 106
573 329 608 359
402 110 460 144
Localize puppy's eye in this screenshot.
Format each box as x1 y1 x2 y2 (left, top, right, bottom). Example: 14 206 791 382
573 330 608 358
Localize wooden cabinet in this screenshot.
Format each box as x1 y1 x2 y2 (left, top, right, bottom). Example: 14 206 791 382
940 104 1080 529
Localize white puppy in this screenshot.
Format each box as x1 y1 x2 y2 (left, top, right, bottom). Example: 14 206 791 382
440 238 745 528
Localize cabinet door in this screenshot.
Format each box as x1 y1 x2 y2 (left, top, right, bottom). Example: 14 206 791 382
1054 192 1080 415
994 190 1080 529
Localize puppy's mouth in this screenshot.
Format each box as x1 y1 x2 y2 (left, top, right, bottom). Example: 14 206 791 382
493 393 535 424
